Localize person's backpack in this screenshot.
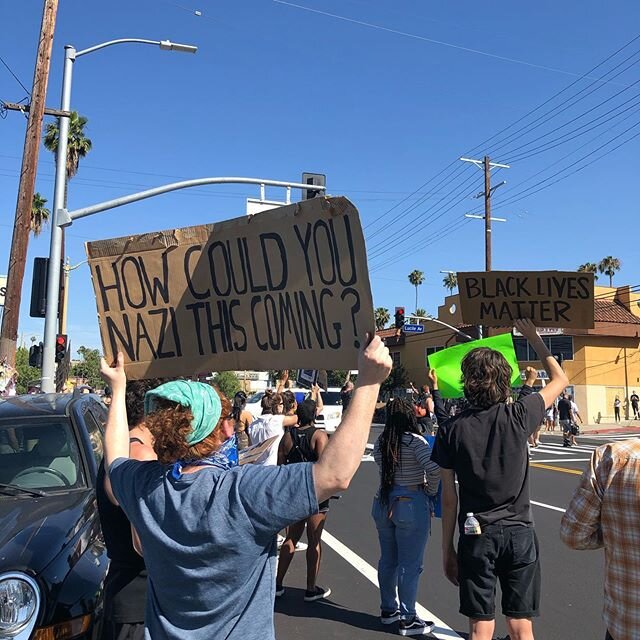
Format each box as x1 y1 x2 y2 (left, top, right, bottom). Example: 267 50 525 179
285 427 315 464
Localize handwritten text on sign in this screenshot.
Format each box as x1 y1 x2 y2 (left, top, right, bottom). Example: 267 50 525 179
86 197 374 379
457 271 595 328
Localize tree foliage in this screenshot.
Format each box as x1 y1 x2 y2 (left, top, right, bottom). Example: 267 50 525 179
374 307 390 331
14 346 42 394
414 308 426 317
598 256 621 287
408 269 425 311
71 346 103 389
442 272 458 293
214 371 241 399
43 111 92 180
31 192 50 237
381 362 409 397
577 263 598 280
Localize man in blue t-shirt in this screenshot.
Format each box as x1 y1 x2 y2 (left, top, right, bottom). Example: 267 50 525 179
432 319 568 640
100 336 391 640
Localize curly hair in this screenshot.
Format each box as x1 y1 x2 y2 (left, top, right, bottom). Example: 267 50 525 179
125 378 168 428
378 398 421 504
461 347 513 409
145 389 232 464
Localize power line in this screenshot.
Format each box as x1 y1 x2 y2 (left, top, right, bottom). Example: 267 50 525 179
0 54 31 96
273 0 635 83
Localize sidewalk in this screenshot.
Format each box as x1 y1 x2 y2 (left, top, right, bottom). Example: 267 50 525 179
575 419 640 435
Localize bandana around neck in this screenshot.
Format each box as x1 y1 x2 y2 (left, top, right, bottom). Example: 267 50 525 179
171 434 239 480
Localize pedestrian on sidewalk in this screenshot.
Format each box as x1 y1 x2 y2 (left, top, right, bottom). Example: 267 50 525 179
372 398 440 636
99 336 392 640
276 399 331 602
614 396 621 423
631 390 639 419
432 319 568 640
561 438 640 640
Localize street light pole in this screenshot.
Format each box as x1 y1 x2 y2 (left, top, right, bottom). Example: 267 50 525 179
41 38 197 393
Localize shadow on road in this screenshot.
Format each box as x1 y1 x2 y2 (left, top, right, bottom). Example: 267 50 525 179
275 587 396 635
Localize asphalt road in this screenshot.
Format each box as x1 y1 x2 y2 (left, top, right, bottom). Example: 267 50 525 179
275 429 640 640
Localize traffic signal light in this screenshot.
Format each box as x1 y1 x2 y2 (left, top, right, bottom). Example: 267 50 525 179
55 334 68 364
29 342 43 368
301 172 326 200
394 307 405 329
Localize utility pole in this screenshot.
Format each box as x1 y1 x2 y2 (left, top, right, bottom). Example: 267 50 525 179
460 155 510 338
0 0 58 366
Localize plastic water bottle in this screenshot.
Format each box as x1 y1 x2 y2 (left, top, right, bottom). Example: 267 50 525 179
464 512 481 536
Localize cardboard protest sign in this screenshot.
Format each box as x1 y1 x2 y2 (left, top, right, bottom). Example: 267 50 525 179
86 197 374 379
427 333 521 399
238 436 279 465
457 271 594 329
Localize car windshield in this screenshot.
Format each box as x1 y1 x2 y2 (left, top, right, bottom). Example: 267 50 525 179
247 392 265 404
321 391 343 405
0 419 86 492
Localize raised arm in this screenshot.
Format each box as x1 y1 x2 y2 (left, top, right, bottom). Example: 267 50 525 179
100 353 130 471
428 369 449 424
311 384 324 416
514 319 569 408
518 366 538 399
313 336 392 502
276 370 289 393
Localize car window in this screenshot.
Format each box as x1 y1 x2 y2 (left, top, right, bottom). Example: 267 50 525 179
322 392 343 405
247 392 264 404
0 419 86 491
83 409 104 467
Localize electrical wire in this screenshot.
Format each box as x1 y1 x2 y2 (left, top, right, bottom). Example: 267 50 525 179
0 54 30 96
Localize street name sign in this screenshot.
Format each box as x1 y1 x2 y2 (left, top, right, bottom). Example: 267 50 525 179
403 323 425 334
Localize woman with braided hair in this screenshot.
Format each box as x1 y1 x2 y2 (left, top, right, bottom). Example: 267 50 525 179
372 398 440 636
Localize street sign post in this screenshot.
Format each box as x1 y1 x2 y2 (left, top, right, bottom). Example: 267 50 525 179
403 323 425 334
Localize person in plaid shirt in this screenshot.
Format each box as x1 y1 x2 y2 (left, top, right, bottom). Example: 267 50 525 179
560 439 640 640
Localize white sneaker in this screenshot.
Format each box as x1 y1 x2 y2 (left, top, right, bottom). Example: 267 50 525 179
295 541 308 552
277 534 285 549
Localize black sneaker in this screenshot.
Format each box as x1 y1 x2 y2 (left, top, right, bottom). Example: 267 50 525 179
275 584 285 597
304 585 331 602
381 609 401 625
398 616 434 636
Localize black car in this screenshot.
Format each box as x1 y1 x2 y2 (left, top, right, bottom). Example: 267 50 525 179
0 392 109 640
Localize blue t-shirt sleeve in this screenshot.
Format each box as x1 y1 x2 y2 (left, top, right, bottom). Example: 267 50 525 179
237 463 318 539
108 457 145 515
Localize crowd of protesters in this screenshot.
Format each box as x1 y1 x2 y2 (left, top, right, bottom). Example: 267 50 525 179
90 318 640 640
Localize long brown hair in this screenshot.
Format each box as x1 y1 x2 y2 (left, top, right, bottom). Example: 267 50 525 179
461 347 513 409
145 389 232 464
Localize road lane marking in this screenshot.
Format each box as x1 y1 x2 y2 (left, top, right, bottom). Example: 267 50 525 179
531 500 566 513
530 462 583 475
322 530 462 640
531 458 589 463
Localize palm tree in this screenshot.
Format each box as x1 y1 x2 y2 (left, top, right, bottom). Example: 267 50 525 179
43 111 92 205
408 270 425 312
577 263 598 280
374 307 390 331
598 256 622 287
30 192 50 237
414 308 427 317
442 272 458 294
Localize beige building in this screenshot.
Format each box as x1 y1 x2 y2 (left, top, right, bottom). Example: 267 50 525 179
379 285 640 423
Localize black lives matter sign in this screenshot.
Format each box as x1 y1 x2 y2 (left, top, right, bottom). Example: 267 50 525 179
457 271 595 329
86 197 374 379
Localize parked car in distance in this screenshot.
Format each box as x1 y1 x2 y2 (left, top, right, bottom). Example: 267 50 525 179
0 392 109 640
315 387 344 433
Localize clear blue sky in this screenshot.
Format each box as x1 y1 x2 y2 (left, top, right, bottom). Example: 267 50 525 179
1 0 639 350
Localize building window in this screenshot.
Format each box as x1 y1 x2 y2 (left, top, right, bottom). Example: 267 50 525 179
391 351 401 367
425 346 444 367
513 336 574 361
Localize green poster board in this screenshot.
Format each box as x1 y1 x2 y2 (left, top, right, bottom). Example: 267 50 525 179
427 333 521 399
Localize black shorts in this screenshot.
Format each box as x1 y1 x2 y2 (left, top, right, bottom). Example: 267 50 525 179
458 524 540 621
318 499 330 513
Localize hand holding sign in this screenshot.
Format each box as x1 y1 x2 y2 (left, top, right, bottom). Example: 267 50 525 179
100 352 126 392
357 334 392 387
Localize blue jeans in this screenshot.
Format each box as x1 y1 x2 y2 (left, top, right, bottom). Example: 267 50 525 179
372 486 431 618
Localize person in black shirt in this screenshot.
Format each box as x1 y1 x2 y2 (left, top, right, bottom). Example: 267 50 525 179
557 393 575 447
97 379 162 640
432 319 568 640
631 391 640 419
